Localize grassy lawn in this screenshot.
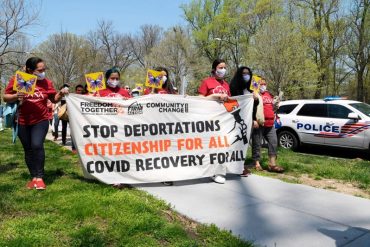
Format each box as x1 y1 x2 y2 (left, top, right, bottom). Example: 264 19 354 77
0 129 252 247
245 146 370 197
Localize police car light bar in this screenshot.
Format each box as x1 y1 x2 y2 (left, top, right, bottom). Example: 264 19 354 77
324 96 348 101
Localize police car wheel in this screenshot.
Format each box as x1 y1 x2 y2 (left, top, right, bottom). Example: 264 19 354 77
278 130 298 150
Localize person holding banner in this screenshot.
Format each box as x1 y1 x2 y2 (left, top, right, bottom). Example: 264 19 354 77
229 66 262 175
95 68 131 98
252 78 284 173
3 57 69 190
198 58 230 184
93 68 130 189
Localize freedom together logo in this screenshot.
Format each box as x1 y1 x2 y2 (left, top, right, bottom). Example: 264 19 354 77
80 101 124 115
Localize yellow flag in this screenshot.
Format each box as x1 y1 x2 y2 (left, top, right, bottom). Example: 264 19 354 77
135 83 144 92
145 70 164 89
13 71 37 95
85 72 106 92
250 75 262 93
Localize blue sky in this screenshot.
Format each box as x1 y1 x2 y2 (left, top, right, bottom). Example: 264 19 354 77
29 0 190 45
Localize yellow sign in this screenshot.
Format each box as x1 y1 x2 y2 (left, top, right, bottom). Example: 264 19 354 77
13 71 37 95
250 75 262 93
85 72 106 92
145 70 164 89
135 83 144 92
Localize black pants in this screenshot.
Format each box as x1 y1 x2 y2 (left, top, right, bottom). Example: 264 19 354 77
61 120 68 145
18 120 49 178
54 119 68 145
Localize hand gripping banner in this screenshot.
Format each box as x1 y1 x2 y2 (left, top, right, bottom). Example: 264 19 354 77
66 94 254 184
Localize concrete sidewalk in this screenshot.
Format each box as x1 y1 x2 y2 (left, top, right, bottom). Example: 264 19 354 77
137 175 370 247
47 132 370 247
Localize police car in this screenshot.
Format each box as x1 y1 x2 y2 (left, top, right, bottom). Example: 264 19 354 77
276 98 370 152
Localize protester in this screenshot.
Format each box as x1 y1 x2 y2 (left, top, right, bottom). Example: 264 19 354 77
131 88 141 97
229 66 257 176
144 67 176 95
94 68 131 188
95 68 130 98
124 85 131 94
47 99 53 126
149 67 177 186
0 105 4 131
58 84 69 146
53 102 60 140
71 84 84 153
3 57 68 190
198 58 230 184
251 78 284 173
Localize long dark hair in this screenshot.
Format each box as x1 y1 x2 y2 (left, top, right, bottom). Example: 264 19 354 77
105 67 121 80
25 57 43 73
230 66 253 96
211 58 226 75
155 66 175 94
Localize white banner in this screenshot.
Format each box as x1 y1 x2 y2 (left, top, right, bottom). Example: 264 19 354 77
66 93 254 184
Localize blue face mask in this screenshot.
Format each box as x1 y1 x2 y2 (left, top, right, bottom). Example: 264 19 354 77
243 75 250 82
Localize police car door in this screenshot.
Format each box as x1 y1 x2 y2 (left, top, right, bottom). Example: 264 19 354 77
324 104 364 148
295 103 327 145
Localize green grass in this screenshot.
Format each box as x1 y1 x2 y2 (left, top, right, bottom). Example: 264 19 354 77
245 146 370 194
0 129 252 247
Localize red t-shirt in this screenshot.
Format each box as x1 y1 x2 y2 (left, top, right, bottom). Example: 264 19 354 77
198 76 231 96
261 91 275 127
143 87 168 95
95 86 131 98
47 100 53 120
5 77 57 125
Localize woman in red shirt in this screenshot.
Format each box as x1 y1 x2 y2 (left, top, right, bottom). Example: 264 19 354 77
143 67 176 95
252 79 284 173
3 57 68 190
198 59 230 184
95 68 131 98
95 68 130 189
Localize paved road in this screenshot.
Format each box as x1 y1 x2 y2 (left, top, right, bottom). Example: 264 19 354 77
47 130 370 247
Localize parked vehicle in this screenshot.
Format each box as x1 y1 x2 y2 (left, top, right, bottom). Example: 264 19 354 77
276 98 370 152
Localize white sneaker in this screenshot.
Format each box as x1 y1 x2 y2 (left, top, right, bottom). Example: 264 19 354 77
212 175 226 184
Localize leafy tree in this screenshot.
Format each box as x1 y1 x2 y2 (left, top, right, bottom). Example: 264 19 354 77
292 0 343 98
345 0 369 101
182 0 280 69
249 16 318 98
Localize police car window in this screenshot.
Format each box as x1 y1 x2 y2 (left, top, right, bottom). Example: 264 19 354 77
350 103 370 116
277 104 298 114
328 104 352 118
297 104 327 117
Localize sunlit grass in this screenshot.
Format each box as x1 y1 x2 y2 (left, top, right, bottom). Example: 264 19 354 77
245 146 370 193
0 129 252 247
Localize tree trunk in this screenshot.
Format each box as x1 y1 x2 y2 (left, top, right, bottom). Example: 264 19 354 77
357 69 365 102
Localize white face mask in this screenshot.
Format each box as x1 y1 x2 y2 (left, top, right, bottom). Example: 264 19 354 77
215 68 226 78
37 72 45 80
107 79 119 88
259 85 267 93
162 76 167 83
